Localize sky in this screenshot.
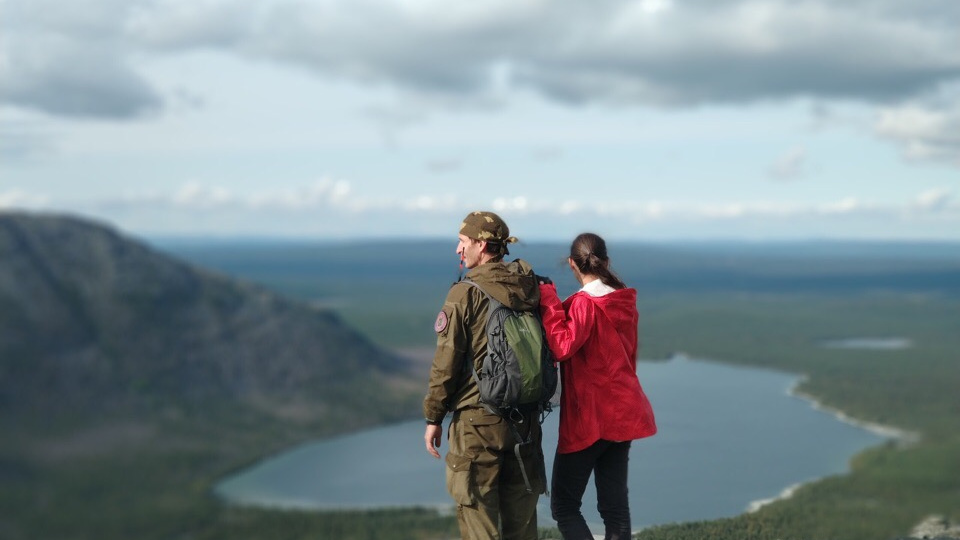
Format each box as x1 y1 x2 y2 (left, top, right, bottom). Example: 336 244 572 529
2 0 959 242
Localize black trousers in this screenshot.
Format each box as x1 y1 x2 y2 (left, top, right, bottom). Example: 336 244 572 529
551 439 632 540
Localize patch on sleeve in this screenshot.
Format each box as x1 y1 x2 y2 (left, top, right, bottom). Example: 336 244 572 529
434 310 449 333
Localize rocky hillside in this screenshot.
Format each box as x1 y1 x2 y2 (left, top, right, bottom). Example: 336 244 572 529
0 211 412 413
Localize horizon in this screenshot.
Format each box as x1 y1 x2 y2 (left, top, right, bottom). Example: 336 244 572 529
7 208 960 248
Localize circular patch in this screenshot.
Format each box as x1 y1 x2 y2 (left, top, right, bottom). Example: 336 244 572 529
434 310 449 333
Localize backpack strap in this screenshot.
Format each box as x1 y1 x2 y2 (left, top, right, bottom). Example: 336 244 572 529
506 412 539 494
459 279 498 404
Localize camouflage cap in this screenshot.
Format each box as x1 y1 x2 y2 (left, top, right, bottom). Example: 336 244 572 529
459 211 518 255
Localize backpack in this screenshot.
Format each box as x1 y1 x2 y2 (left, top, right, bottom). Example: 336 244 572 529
463 278 558 493
463 278 558 418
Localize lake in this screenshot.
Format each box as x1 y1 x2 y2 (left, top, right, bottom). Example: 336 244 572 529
819 337 913 350
215 356 890 532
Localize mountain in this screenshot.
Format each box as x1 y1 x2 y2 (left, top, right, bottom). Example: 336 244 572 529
0 211 413 413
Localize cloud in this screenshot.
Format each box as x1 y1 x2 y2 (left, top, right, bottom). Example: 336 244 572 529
0 189 50 209
172 183 235 208
115 179 356 211
768 145 807 180
246 180 352 210
493 196 530 213
0 0 162 118
5 182 957 239
875 93 960 166
403 194 461 212
913 187 953 212
3 0 960 119
819 197 863 215
425 157 464 174
243 0 960 106
125 0 253 49
0 42 162 119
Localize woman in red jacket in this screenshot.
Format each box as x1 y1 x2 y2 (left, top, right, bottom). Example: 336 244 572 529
538 232 657 540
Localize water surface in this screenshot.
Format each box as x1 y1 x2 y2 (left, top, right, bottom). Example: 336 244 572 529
820 337 913 350
216 357 889 530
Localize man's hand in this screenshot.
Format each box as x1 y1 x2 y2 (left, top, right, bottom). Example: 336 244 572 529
536 274 552 285
424 424 442 459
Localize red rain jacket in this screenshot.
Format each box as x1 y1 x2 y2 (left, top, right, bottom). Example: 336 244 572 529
539 283 657 454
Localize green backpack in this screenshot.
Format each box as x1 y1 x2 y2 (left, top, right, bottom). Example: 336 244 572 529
463 279 558 417
463 278 558 493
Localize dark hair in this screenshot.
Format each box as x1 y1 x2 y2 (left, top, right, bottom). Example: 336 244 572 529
464 237 506 262
569 232 626 290
484 240 507 260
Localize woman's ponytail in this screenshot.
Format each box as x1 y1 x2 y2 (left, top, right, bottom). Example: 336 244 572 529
569 233 627 290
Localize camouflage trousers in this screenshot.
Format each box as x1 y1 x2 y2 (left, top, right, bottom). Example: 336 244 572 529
445 406 545 540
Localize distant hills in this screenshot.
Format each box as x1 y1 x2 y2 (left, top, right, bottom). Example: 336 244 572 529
0 211 413 414
156 236 960 306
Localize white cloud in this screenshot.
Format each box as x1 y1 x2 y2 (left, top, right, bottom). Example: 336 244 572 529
493 196 530 213
913 187 953 212
166 179 354 210
0 189 50 209
0 0 161 118
638 0 673 15
125 0 252 49
558 201 582 215
768 145 807 180
875 98 960 165
173 182 234 207
820 197 862 214
5 183 957 239
4 0 960 118
426 157 464 173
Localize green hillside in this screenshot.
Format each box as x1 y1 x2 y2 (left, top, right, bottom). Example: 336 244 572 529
0 212 427 539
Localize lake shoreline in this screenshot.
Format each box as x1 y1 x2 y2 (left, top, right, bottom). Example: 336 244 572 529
741 375 918 514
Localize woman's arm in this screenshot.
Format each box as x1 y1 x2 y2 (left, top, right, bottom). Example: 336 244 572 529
538 283 595 361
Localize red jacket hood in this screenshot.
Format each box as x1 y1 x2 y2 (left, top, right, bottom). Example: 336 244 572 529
568 287 637 343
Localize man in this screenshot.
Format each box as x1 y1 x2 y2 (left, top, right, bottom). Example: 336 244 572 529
423 211 546 540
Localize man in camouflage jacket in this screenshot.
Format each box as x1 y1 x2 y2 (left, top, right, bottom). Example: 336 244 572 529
423 211 546 540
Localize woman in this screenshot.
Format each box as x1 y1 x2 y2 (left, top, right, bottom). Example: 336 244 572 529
538 232 657 540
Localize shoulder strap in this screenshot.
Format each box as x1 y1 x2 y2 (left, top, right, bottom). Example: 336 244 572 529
459 279 499 404
460 278 507 326
460 277 489 301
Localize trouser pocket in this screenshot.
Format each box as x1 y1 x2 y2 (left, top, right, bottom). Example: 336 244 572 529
445 452 474 505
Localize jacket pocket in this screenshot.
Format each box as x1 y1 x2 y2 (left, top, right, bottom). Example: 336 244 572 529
445 452 474 506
